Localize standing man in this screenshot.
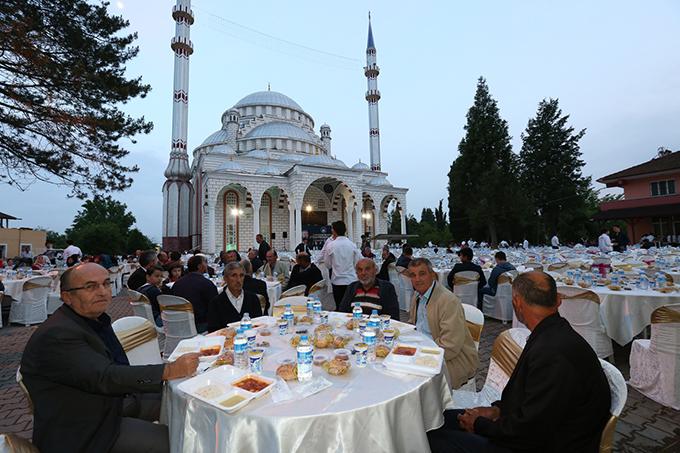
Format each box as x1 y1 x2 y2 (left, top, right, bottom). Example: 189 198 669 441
611 225 629 252
550 233 560 249
171 255 218 332
256 234 271 262
326 221 361 310
21 263 199 453
408 258 479 389
126 250 159 291
598 228 613 253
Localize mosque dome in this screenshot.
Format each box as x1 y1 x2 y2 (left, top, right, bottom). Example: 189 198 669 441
216 160 245 172
234 91 304 112
278 153 306 162
210 143 236 155
352 160 370 170
246 149 270 159
245 121 316 142
255 163 281 175
367 175 392 186
200 129 229 147
301 154 347 168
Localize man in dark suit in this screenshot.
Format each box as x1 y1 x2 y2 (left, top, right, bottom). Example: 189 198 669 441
338 258 400 321
428 271 611 453
208 262 263 331
286 253 323 296
171 255 218 332
447 247 487 308
242 259 269 314
20 263 199 453
294 237 312 255
256 234 271 262
376 245 396 281
126 249 159 291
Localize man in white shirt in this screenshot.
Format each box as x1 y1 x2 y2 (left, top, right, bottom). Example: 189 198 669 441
522 239 529 250
326 221 361 310
62 240 82 262
598 229 613 253
207 262 262 331
550 234 560 249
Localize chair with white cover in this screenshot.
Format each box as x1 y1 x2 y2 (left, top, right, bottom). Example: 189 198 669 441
272 295 308 317
107 265 123 296
0 433 39 453
256 294 267 315
458 304 485 391
452 271 480 307
387 262 400 287
599 358 627 453
157 294 197 357
46 271 63 315
396 266 414 312
280 284 306 299
16 368 32 414
9 276 51 326
482 273 514 322
112 316 163 365
451 328 530 409
629 304 680 409
128 290 163 334
557 286 613 360
308 280 325 297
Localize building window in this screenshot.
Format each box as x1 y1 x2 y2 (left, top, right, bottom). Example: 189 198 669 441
651 180 676 196
317 198 325 210
223 190 239 249
260 193 272 244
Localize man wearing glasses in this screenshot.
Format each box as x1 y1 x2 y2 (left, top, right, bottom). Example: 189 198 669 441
21 263 199 453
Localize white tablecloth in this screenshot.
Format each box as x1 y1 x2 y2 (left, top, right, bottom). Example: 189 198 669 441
2 278 27 302
262 279 282 312
163 313 452 453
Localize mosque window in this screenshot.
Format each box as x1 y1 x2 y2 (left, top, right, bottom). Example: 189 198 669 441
260 193 272 244
317 199 325 210
223 190 239 249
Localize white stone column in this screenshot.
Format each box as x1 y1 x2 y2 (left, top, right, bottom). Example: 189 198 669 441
373 206 381 237
252 200 261 245
207 201 216 254
295 205 303 247
400 208 407 235
288 206 295 250
345 206 353 241
354 205 362 246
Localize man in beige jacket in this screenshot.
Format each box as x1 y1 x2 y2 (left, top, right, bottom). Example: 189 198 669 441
408 258 479 388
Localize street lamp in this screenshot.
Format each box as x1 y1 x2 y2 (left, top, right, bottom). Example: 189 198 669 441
305 204 313 212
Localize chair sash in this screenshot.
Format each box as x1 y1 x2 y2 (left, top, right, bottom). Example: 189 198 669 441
558 289 600 304
308 280 325 294
116 321 158 352
497 274 513 285
465 321 483 343
454 275 479 285
2 433 39 453
599 415 618 453
651 306 680 324
490 330 523 377
160 302 194 312
22 282 50 291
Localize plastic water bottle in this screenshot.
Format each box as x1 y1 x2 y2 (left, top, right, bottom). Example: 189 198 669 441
656 273 666 289
296 335 313 382
352 303 363 332
363 329 377 362
368 309 381 331
234 328 248 369
639 274 649 290
241 312 252 331
284 304 294 332
306 299 314 317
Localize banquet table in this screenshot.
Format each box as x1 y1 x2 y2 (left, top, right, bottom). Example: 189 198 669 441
162 313 452 453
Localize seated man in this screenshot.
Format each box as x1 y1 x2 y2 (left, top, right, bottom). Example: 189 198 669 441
262 249 290 285
242 259 270 314
247 248 264 274
171 255 218 332
20 263 199 453
480 251 516 298
137 264 165 327
408 258 479 389
127 250 159 291
395 244 413 268
286 253 323 295
446 247 487 308
208 262 263 331
376 245 396 282
339 258 400 321
428 271 611 453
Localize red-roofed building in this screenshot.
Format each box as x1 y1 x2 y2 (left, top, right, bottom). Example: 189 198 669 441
595 149 680 243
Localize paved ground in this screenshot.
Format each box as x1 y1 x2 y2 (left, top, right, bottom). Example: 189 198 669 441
1 297 679 451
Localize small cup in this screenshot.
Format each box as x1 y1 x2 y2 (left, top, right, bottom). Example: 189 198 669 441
248 348 264 374
245 329 256 349
278 319 288 336
320 311 329 324
334 348 350 361
380 314 391 330
383 328 395 347
358 319 367 334
354 343 368 368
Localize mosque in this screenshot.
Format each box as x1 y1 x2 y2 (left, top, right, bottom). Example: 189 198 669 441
162 1 408 252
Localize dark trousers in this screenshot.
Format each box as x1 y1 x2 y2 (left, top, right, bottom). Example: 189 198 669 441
331 284 348 311
111 393 168 453
428 410 511 453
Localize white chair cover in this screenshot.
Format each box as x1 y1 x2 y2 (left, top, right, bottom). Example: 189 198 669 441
462 304 484 350
108 265 123 296
158 294 197 357
598 358 627 453
112 316 163 365
9 276 51 326
280 284 306 298
128 290 163 334
629 303 680 409
451 328 530 409
452 271 479 307
395 267 414 312
557 286 613 359
482 273 514 322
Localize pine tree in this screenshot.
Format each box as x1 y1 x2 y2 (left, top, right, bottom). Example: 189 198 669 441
421 208 436 226
448 77 523 244
434 199 446 232
520 98 593 242
0 0 152 197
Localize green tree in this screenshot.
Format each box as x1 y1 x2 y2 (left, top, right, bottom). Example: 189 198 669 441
519 98 592 243
45 230 67 249
421 208 436 226
127 228 155 252
434 199 446 232
0 0 152 198
448 77 525 244
70 222 126 255
387 208 402 235
71 195 135 237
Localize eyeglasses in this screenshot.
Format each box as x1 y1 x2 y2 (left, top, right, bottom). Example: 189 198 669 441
64 280 112 293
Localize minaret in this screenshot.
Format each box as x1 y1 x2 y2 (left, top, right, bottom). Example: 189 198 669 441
162 0 194 251
364 13 381 171
320 123 331 154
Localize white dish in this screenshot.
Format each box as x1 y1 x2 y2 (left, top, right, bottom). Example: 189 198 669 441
230 373 276 399
177 365 254 413
167 335 226 362
383 343 444 377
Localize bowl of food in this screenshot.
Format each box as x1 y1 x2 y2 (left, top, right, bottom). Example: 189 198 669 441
333 348 351 361
321 358 351 376
375 344 391 358
276 363 298 381
391 344 418 362
314 332 335 349
313 353 328 366
231 374 274 397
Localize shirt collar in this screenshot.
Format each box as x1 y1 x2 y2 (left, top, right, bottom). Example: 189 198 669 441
226 288 243 301
417 281 436 301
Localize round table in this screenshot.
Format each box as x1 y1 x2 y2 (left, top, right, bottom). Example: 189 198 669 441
163 313 452 453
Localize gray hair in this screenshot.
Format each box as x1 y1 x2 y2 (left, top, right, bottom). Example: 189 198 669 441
223 261 245 276
408 257 434 273
512 272 557 308
242 259 253 275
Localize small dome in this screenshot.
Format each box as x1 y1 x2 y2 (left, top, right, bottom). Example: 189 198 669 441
301 154 347 168
368 175 392 186
352 161 370 170
246 149 269 159
255 164 281 175
245 121 316 142
210 143 235 155
216 160 245 172
201 129 229 147
234 91 304 112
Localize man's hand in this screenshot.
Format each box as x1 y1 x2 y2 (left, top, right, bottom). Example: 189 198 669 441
162 353 200 381
457 406 501 433
472 406 501 421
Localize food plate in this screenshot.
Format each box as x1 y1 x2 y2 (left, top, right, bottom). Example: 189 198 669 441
230 373 276 399
177 365 255 413
167 336 226 362
383 343 444 377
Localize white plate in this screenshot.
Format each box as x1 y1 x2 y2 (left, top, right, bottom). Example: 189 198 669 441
230 373 276 399
167 335 226 362
383 343 444 376
177 365 254 413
